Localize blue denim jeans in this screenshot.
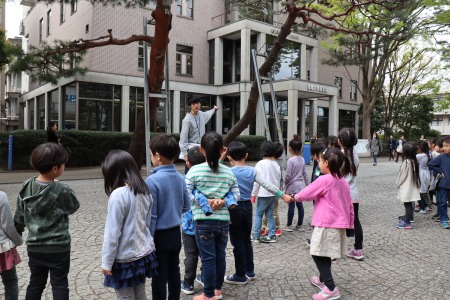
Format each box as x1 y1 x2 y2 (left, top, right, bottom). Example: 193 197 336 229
253 196 276 237
437 188 449 222
229 200 254 278
195 220 229 298
287 201 304 227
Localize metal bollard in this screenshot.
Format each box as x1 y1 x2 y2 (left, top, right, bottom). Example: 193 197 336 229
8 135 13 171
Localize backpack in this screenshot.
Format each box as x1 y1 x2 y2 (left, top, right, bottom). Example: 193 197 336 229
429 173 442 191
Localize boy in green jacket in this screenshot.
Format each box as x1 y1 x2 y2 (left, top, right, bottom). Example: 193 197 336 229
15 143 80 299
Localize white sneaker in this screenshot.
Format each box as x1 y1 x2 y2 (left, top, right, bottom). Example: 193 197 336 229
295 225 305 231
419 209 427 214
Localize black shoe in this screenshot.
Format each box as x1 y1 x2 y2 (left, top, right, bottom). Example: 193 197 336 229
432 213 439 219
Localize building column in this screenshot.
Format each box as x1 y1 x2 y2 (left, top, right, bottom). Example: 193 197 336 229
300 44 307 80
309 47 318 82
310 99 317 137
173 90 181 133
58 87 63 129
44 92 49 129
121 86 129 132
240 88 250 135
24 101 28 129
329 95 338 136
287 89 299 157
240 28 251 81
215 95 223 133
214 37 223 85
33 96 37 129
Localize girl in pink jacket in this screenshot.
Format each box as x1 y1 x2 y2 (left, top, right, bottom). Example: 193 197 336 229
294 147 354 300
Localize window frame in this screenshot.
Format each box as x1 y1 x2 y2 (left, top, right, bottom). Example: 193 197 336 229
39 18 43 42
46 10 51 36
350 80 357 101
176 44 193 76
71 0 77 15
60 1 65 24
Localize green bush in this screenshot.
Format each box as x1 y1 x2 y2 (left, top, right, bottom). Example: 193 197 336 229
0 130 266 170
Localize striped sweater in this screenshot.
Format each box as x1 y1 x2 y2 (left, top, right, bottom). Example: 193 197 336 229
185 162 240 221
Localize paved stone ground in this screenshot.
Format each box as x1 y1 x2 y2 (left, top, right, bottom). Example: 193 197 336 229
1 160 449 299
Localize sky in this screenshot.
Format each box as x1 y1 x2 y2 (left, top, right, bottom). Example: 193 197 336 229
5 0 22 38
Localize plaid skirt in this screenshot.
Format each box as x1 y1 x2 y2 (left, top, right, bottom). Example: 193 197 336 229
0 247 21 273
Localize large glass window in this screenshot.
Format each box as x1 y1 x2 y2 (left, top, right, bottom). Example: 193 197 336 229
339 109 355 130
223 40 233 84
63 84 76 130
317 106 329 138
176 45 193 76
267 35 301 80
78 83 121 131
37 95 46 129
129 87 144 132
49 89 59 124
222 96 240 134
28 99 35 130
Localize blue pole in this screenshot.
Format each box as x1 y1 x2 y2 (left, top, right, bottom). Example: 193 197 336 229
8 135 13 171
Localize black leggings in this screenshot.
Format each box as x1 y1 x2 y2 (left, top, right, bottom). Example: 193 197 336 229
353 203 363 250
404 202 414 224
312 256 335 291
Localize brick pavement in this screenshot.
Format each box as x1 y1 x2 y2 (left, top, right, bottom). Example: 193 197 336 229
0 159 449 299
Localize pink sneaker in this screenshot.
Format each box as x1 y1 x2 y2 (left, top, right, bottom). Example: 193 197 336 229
193 293 216 300
214 290 223 300
312 286 340 300
346 248 364 260
310 275 325 290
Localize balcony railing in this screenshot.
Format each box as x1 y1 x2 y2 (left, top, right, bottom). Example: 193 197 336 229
211 7 275 29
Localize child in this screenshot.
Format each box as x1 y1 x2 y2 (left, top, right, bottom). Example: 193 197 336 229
0 191 23 300
260 142 285 237
338 128 364 261
145 134 191 300
14 142 80 299
283 134 310 232
223 141 291 284
294 147 353 300
311 140 326 183
181 146 205 295
326 135 341 150
428 136 450 229
252 141 284 243
396 142 421 229
101 150 158 299
186 132 240 300
416 140 432 213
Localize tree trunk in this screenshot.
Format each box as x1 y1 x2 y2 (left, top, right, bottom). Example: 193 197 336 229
224 5 298 145
128 1 172 168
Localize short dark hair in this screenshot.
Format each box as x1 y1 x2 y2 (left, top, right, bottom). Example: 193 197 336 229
259 140 276 158
227 141 247 161
311 140 326 157
187 95 202 106
443 136 450 144
30 143 68 174
187 146 205 167
150 134 180 161
320 147 344 178
48 121 57 130
102 150 150 196
436 137 445 148
274 142 284 159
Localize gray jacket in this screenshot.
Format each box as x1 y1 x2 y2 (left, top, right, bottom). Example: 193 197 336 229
179 109 215 158
0 191 23 248
368 138 383 155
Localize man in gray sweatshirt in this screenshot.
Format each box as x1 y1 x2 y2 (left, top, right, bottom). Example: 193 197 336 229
179 96 218 172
